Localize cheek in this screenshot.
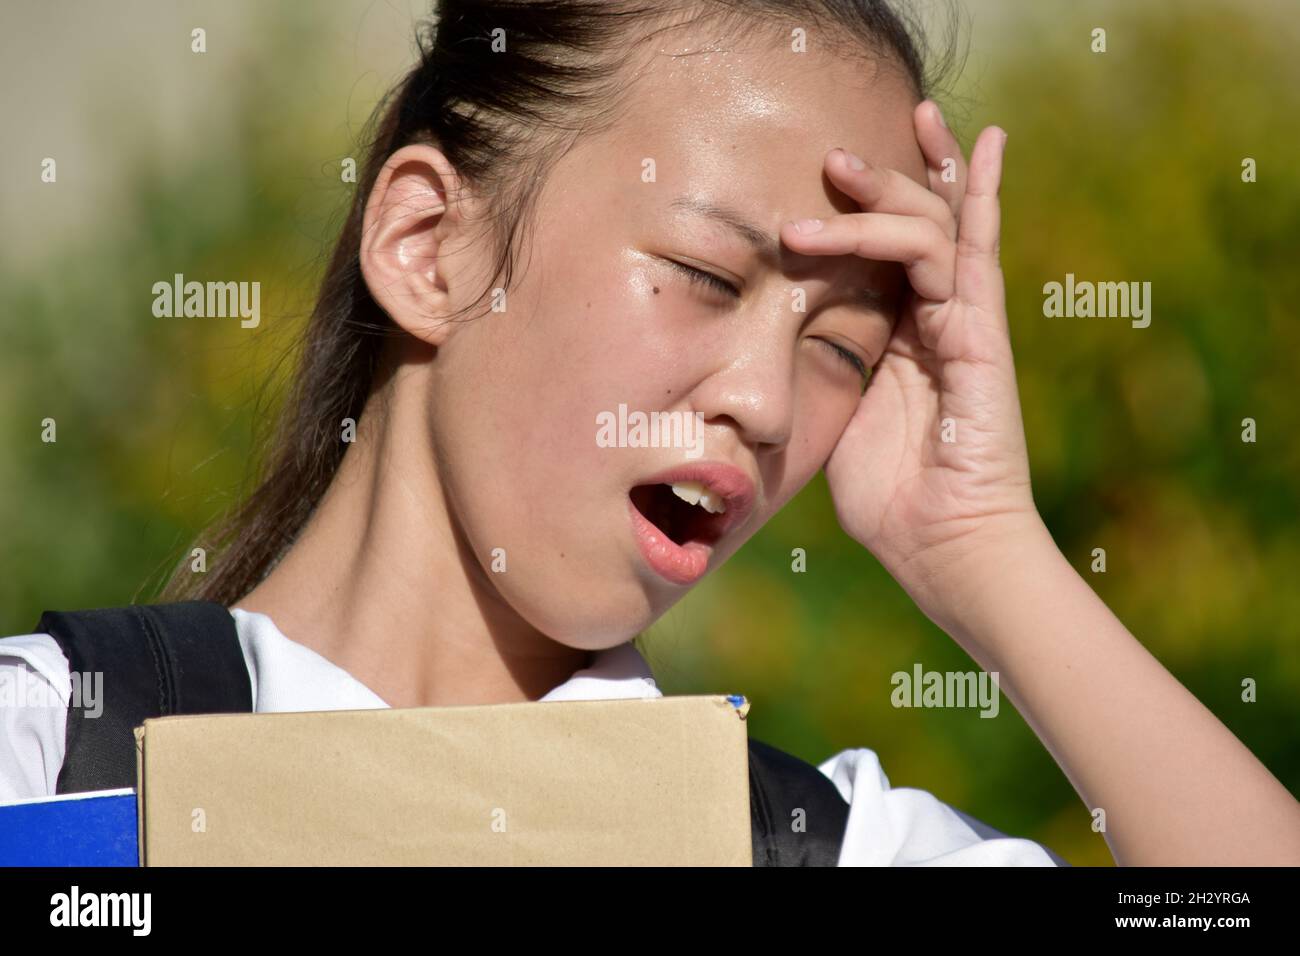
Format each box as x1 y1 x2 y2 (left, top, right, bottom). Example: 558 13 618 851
712 386 858 564
770 377 861 497
800 368 863 451
436 264 673 531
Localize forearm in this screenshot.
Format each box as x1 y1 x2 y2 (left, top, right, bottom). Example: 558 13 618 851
927 517 1300 865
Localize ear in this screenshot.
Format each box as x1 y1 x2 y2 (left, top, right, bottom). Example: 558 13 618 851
359 144 472 348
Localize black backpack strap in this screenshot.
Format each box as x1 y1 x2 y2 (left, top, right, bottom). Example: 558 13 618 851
34 601 252 795
747 737 851 866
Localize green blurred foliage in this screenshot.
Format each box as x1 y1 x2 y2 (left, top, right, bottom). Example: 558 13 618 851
2 2 1296 866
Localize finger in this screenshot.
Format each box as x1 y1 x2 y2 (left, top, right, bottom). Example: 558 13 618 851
954 126 1007 317
914 100 967 220
824 148 956 240
781 213 955 302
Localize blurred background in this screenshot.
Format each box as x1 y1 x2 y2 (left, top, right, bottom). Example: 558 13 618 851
2 0 1297 865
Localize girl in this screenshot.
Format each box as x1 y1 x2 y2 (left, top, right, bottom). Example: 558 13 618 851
3 0 1298 865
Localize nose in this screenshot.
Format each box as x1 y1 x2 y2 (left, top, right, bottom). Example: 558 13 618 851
690 327 796 454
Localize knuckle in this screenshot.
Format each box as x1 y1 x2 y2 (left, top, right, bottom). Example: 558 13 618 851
957 234 989 259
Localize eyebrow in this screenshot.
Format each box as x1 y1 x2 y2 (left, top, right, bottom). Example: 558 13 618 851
669 194 893 315
669 195 782 263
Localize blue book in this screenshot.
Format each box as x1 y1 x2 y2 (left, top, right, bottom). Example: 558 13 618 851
0 788 138 866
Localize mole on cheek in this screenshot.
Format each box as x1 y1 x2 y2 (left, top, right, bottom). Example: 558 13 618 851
652 287 659 294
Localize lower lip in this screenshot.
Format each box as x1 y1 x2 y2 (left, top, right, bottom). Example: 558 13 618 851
627 497 713 586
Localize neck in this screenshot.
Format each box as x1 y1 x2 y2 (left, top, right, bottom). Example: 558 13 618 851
234 375 592 708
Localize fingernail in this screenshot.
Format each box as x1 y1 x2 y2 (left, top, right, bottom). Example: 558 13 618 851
843 150 866 171
791 218 823 234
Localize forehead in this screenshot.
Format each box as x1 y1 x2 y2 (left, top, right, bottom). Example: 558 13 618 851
599 27 928 219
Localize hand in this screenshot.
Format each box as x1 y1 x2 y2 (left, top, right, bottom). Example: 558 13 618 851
781 103 1041 617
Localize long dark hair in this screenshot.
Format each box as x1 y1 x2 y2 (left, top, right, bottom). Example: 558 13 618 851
160 0 960 606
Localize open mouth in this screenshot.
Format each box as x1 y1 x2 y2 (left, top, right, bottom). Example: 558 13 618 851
628 481 729 547
625 464 756 586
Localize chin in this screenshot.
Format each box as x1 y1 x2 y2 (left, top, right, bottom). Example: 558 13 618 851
491 560 665 651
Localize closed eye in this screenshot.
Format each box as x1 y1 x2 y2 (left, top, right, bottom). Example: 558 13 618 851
819 339 868 379
666 259 740 298
667 257 870 385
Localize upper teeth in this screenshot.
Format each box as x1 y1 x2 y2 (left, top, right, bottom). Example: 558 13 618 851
669 480 726 515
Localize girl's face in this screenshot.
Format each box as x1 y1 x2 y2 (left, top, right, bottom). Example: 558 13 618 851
427 39 928 649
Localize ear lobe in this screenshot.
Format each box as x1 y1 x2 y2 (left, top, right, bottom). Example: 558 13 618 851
360 144 466 348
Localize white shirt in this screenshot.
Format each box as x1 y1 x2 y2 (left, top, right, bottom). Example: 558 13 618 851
0 608 1063 866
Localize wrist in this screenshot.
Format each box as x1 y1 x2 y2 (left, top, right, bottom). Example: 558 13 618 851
886 511 1063 655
